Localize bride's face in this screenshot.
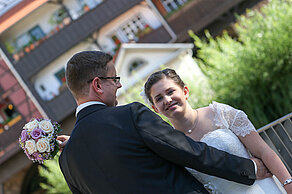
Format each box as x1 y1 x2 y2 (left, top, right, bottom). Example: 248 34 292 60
150 77 189 119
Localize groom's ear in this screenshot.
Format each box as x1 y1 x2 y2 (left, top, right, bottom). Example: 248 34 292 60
92 78 103 94
152 105 159 113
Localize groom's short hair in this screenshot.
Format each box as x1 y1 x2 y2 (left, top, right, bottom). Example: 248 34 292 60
66 51 113 99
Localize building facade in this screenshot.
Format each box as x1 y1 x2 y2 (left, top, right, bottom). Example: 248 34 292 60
0 48 44 193
0 0 263 193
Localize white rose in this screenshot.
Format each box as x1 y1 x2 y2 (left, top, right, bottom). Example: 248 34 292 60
36 138 51 153
24 119 39 132
39 120 54 133
25 139 37 155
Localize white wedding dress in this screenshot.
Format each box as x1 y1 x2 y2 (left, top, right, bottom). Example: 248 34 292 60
188 101 286 194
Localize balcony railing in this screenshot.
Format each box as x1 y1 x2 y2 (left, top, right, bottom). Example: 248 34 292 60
257 113 292 174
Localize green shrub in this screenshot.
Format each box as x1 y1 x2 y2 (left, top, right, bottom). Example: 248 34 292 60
39 154 71 194
189 0 292 128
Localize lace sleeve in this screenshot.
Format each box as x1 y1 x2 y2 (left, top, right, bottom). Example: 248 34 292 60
230 110 256 137
210 102 256 137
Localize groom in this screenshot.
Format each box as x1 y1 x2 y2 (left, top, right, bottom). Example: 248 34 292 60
59 51 270 193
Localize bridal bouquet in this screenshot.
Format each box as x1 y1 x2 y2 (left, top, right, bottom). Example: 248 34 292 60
19 118 62 164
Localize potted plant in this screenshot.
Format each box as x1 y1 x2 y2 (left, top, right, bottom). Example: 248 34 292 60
29 42 35 50
24 46 30 53
83 4 90 12
4 41 15 54
136 24 152 38
23 41 32 53
13 53 20 61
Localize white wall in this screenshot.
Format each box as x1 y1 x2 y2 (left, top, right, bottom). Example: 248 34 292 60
32 42 99 101
118 49 174 80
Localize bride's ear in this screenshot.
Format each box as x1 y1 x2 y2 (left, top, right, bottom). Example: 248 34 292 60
152 105 159 113
184 86 189 99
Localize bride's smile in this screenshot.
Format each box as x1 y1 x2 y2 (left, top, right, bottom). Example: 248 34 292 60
165 101 178 111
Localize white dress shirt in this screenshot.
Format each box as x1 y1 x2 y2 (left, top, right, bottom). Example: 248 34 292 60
75 101 106 117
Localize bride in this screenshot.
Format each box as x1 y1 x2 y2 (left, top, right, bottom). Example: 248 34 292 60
143 68 292 194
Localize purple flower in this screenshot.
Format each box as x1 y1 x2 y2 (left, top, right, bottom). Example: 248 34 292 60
20 130 28 142
33 152 43 161
31 128 43 139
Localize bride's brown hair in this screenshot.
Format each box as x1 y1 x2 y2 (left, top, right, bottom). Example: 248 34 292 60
144 68 185 105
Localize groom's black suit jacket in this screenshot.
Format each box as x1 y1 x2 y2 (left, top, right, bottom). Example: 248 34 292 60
59 102 256 194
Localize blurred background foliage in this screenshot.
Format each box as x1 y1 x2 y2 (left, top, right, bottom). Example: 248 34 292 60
189 0 292 128
38 153 71 194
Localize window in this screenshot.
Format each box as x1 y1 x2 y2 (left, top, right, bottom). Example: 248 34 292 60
160 0 188 12
50 7 69 25
14 25 45 52
0 99 19 127
120 15 148 41
28 25 45 41
77 0 103 9
109 15 151 54
16 33 31 49
128 59 147 75
111 14 151 48
40 84 46 92
54 68 66 85
53 68 67 94
108 14 154 55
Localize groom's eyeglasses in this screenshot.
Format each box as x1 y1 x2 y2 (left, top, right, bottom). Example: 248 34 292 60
87 76 121 84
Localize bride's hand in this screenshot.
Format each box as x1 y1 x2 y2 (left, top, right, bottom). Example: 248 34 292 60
284 182 292 194
57 135 70 151
251 157 272 179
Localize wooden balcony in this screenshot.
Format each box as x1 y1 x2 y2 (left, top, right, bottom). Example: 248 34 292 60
44 88 76 122
137 25 172 43
6 0 143 80
165 0 244 42
23 83 76 122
